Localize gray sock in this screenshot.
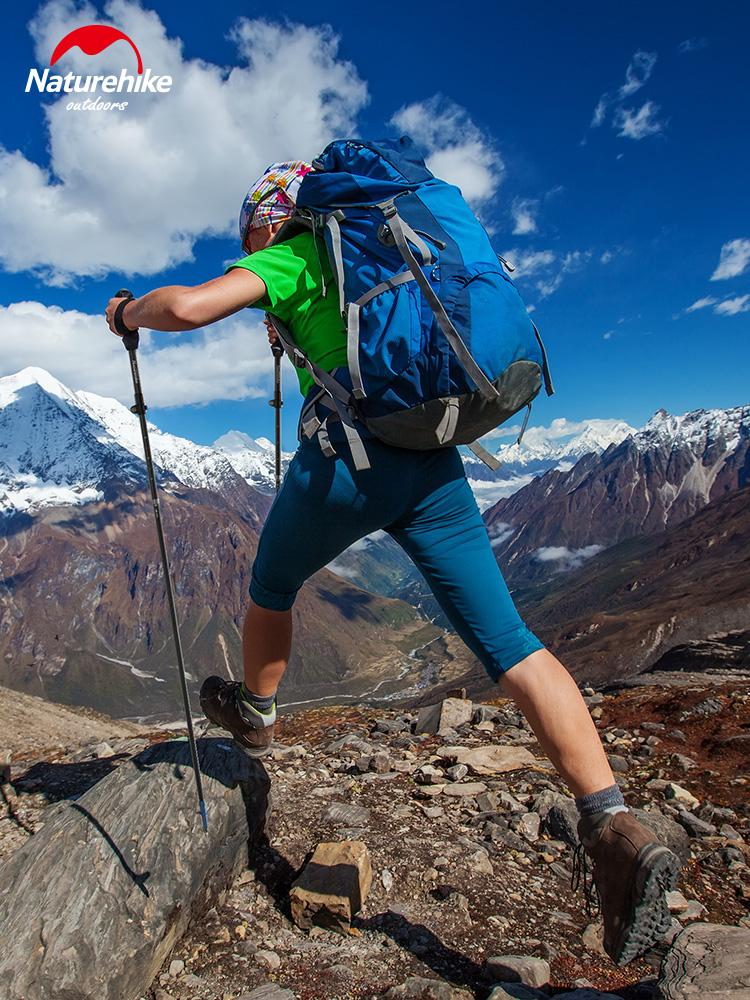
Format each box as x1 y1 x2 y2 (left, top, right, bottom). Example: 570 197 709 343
239 684 277 727
575 783 627 817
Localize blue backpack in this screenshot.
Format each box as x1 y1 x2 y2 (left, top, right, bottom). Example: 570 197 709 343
268 136 553 470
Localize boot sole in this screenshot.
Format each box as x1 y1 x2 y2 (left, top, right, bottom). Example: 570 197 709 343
613 842 681 966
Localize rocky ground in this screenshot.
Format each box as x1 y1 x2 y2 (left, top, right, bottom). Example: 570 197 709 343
1 678 749 1000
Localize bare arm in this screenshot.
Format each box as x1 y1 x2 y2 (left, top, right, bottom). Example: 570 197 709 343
105 268 268 334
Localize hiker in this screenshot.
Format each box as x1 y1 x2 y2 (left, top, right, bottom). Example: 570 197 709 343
105 155 679 966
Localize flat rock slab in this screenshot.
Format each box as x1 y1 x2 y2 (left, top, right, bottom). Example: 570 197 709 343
659 922 750 999
442 781 489 797
290 840 372 932
437 745 538 775
0 738 270 1000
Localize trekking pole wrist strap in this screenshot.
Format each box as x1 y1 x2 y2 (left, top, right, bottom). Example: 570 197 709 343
114 297 138 337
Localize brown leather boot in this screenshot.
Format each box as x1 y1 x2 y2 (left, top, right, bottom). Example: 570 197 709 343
578 810 681 965
200 675 275 758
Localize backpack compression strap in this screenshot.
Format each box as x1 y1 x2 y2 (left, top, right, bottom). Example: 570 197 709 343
266 312 372 471
378 199 500 403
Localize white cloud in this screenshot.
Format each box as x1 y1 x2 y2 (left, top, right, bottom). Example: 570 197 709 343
534 544 604 571
618 52 657 98
588 51 663 140
613 101 666 140
482 416 634 449
714 295 750 316
488 522 516 548
678 38 708 54
511 198 540 235
711 238 750 281
502 247 591 299
390 96 504 213
686 296 718 312
1 1 368 284
0 301 275 407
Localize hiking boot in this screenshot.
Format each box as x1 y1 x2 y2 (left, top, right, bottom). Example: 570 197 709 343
577 810 681 966
199 675 275 758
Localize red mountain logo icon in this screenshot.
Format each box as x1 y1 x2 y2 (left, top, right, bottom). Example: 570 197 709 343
50 25 143 74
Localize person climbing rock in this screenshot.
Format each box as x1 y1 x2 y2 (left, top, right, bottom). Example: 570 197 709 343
105 151 680 966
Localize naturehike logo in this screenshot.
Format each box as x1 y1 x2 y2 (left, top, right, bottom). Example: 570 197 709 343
25 24 172 111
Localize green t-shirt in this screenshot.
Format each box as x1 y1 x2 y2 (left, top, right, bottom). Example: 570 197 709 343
227 232 346 397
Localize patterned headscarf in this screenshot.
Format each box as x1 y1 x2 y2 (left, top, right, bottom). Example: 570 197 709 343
239 161 312 245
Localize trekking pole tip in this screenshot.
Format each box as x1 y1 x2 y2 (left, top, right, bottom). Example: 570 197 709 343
199 800 208 832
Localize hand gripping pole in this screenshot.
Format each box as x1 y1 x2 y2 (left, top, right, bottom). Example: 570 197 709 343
113 290 208 831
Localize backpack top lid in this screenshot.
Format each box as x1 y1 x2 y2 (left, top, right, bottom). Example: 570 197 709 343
297 136 434 212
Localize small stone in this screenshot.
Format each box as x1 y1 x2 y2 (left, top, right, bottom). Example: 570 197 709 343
290 841 372 932
677 899 707 922
254 950 281 970
469 850 494 875
321 802 371 826
671 754 696 771
485 954 550 988
421 805 445 819
415 698 474 735
383 975 474 999
664 783 700 810
168 959 185 978
607 754 630 774
446 764 469 781
382 869 394 891
516 813 541 842
666 890 689 913
721 823 745 843
417 764 446 785
581 920 607 956
677 810 716 837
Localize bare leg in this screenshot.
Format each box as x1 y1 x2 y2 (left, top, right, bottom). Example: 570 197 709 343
500 647 615 799
242 600 292 697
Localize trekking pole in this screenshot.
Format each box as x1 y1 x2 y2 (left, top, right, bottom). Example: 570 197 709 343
269 340 284 493
112 290 208 832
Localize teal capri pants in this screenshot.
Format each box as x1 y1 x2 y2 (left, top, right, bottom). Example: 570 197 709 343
249 424 543 682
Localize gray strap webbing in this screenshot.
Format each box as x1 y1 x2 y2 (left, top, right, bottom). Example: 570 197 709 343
268 313 353 411
393 219 434 266
317 418 337 458
435 397 460 445
347 271 417 400
355 269 415 308
467 439 502 471
324 212 347 318
331 397 371 470
346 301 365 400
381 202 499 401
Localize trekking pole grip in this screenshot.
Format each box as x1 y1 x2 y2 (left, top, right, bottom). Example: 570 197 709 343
113 288 139 351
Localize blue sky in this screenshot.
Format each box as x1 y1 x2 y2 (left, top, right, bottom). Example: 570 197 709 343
0 0 747 451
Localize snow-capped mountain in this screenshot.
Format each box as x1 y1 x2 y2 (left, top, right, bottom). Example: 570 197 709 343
212 430 292 493
0 368 278 515
485 404 750 586
462 417 637 511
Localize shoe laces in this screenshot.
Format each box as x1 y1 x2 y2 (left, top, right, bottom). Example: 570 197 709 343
217 682 241 708
571 844 601 918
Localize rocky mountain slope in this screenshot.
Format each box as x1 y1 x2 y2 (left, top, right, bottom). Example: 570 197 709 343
2 681 749 999
485 406 749 588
